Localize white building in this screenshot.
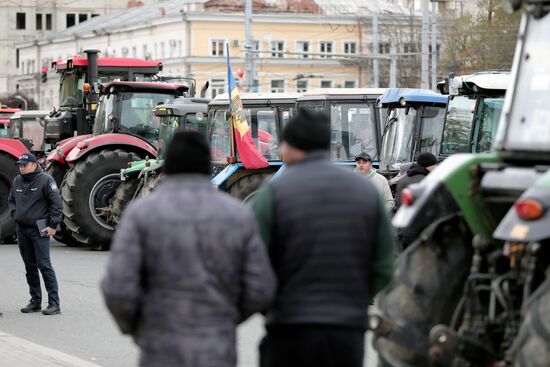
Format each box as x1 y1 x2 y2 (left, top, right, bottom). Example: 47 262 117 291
0 0 158 97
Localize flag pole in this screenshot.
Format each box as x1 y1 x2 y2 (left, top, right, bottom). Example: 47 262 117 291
226 43 236 162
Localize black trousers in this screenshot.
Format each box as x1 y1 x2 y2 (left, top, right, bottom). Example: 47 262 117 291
259 324 365 367
17 226 60 305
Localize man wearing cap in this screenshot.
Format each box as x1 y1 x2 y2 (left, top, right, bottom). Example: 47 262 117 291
102 131 275 367
394 151 438 250
355 152 394 212
252 110 395 367
8 153 62 315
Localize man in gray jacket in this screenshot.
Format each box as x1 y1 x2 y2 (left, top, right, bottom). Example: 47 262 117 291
355 152 394 212
102 131 276 367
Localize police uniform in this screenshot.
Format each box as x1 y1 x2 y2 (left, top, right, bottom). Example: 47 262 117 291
8 153 63 315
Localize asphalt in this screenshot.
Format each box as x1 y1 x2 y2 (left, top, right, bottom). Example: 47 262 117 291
0 241 378 366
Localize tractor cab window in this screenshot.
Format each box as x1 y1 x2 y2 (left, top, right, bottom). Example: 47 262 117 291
184 112 208 136
505 18 550 151
418 106 446 156
118 92 175 146
441 96 475 155
157 115 181 159
93 93 116 136
209 109 231 163
472 97 504 153
0 126 8 138
380 107 416 171
21 117 46 152
330 103 375 161
60 72 85 107
9 119 21 138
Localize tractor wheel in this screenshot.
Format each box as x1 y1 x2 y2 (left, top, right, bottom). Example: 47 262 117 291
61 149 139 250
228 173 270 202
110 177 140 226
45 162 67 187
136 173 165 200
509 276 550 367
373 214 473 366
0 153 18 243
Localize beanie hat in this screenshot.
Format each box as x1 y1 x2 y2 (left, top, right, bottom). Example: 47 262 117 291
164 131 211 175
281 109 330 152
416 152 438 168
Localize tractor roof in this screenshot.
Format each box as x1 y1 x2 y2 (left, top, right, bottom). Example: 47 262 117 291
450 71 510 96
52 56 162 71
11 110 50 119
297 88 387 102
210 93 301 106
101 81 189 94
154 97 210 116
378 88 448 107
0 108 22 114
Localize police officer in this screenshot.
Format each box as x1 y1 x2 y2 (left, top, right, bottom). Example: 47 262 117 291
8 153 62 315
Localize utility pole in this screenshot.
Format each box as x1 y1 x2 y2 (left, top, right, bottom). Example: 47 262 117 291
421 0 430 89
372 11 379 88
244 0 255 92
431 1 438 90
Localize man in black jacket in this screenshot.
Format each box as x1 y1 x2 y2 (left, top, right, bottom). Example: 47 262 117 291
252 110 395 367
8 153 62 315
394 152 438 250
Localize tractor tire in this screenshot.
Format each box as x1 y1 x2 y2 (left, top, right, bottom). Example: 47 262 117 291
61 149 139 250
509 276 550 367
373 214 473 367
0 153 18 243
45 162 67 188
53 178 80 247
110 177 140 226
228 173 269 202
136 173 164 200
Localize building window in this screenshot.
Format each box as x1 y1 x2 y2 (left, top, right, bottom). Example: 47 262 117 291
270 41 284 58
379 43 391 54
79 14 88 23
319 41 334 58
143 44 149 59
36 14 43 30
343 42 357 55
344 81 356 88
252 40 261 58
46 14 52 30
211 39 225 57
320 80 333 88
66 13 75 28
296 41 310 58
91 14 99 18
296 80 308 93
16 13 26 30
211 78 226 98
160 42 165 58
270 79 285 93
132 46 137 57
16 49 20 68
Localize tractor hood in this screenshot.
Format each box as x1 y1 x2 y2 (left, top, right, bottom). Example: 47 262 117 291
46 134 92 164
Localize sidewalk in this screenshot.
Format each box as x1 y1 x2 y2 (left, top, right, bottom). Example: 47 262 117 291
0 331 102 367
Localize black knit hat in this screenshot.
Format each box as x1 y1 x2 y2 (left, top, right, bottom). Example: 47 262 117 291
281 109 330 152
416 152 438 168
164 131 211 175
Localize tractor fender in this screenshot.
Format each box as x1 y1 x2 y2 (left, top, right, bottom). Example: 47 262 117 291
0 138 30 159
211 162 283 192
46 135 92 164
65 133 157 164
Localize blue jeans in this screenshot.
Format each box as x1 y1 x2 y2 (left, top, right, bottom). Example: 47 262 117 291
17 226 60 305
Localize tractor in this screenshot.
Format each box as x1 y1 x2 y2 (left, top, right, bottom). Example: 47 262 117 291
9 110 51 167
108 95 211 225
59 81 188 249
370 1 550 366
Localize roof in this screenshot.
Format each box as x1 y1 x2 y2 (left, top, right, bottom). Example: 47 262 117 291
11 110 51 119
209 92 301 106
53 56 162 71
451 71 511 96
297 88 387 103
102 81 189 92
154 97 210 115
378 88 448 106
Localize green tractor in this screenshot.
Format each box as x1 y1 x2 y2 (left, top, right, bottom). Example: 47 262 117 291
108 96 210 225
370 1 550 366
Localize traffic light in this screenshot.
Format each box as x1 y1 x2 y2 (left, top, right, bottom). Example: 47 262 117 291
41 67 47 83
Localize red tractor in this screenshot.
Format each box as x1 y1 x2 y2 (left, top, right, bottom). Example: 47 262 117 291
44 50 163 185
59 81 188 249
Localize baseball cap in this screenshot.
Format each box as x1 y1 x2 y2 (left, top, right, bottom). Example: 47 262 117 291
15 153 38 165
355 152 373 162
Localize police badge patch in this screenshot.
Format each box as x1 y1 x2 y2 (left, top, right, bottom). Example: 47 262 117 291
50 182 58 191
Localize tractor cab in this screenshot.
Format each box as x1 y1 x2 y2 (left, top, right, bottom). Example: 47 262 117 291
439 71 510 157
9 110 51 164
377 89 448 177
45 50 163 145
208 93 301 200
90 82 189 150
0 108 20 138
296 89 387 164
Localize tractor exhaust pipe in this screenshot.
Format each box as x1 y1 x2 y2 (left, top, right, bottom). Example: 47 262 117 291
200 81 209 98
84 49 100 86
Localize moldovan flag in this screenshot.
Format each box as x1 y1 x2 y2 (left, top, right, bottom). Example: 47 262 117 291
226 46 269 169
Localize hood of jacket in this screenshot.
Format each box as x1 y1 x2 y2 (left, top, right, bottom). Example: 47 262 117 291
406 163 430 178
